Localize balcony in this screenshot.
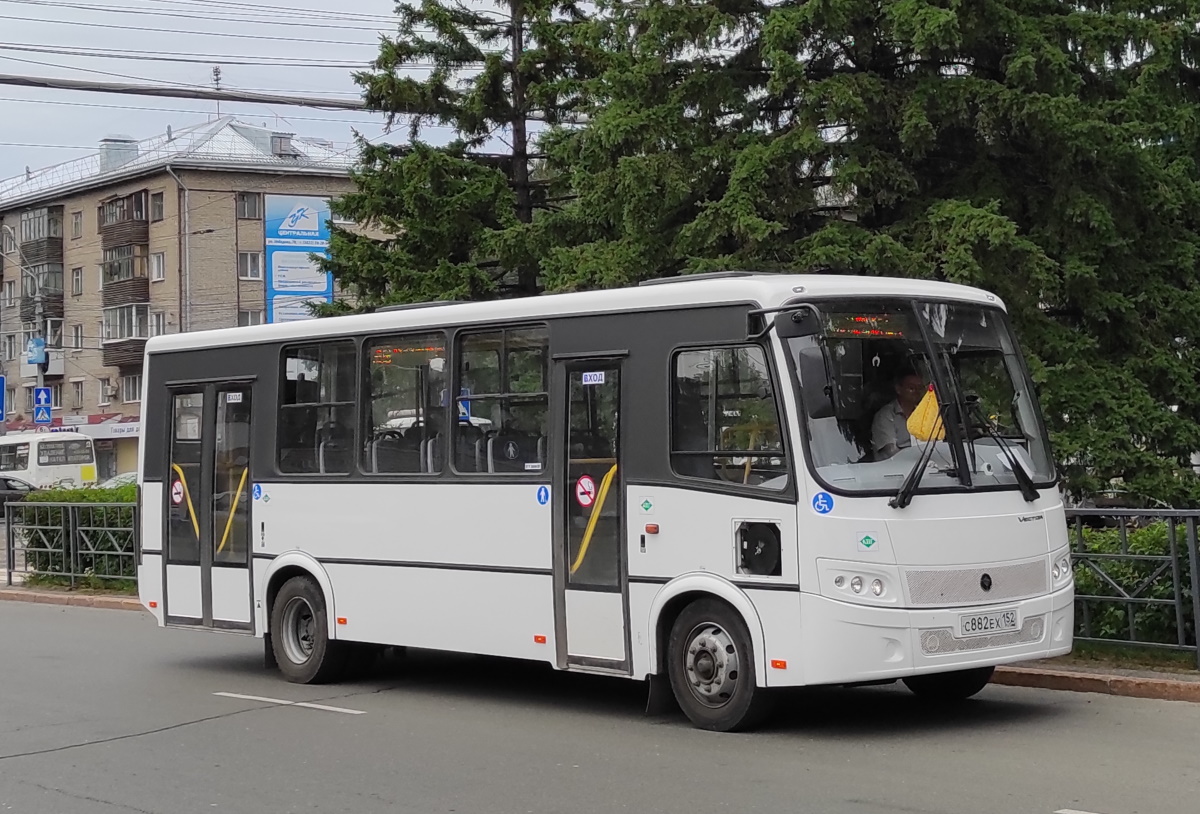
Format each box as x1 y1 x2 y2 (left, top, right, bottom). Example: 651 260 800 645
19 293 64 323
98 193 148 250
20 237 64 266
102 255 150 308
102 338 147 369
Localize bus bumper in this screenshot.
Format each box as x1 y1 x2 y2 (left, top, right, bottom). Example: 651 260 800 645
792 584 1074 687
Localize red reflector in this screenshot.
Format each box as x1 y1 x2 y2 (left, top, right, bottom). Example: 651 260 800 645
645 524 660 534
148 601 158 609
534 635 547 644
771 659 787 670
336 617 347 625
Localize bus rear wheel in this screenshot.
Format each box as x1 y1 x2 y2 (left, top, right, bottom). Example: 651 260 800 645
902 666 995 701
270 576 347 684
667 599 771 732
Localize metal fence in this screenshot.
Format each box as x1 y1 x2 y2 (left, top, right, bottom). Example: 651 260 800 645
3 500 1197 668
1066 509 1200 668
5 502 138 588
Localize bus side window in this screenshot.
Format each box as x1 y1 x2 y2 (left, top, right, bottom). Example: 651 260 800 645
456 327 548 474
278 342 357 475
670 346 789 490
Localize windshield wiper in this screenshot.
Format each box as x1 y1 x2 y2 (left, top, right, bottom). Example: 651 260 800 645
964 396 1039 502
889 419 947 510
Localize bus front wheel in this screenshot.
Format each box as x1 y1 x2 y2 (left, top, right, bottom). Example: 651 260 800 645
667 599 771 732
902 666 995 701
270 576 347 684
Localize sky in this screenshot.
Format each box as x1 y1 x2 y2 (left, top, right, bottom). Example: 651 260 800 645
0 0 428 181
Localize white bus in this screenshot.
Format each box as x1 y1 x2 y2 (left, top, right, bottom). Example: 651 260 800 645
136 273 1073 731
0 431 98 488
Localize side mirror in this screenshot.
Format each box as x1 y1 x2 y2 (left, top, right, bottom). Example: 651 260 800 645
796 345 837 419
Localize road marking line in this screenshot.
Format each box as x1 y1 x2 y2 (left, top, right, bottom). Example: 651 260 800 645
1056 809 1106 814
213 692 366 715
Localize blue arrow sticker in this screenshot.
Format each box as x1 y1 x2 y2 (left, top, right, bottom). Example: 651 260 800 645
812 492 834 514
537 485 550 505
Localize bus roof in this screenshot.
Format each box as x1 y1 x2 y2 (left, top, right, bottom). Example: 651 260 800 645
0 431 92 444
146 272 1005 354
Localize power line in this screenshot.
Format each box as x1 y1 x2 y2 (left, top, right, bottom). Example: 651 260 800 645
0 0 396 33
0 14 379 47
146 0 405 24
0 73 368 109
0 95 384 127
0 44 373 69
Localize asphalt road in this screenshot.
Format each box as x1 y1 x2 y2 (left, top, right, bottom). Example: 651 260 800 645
0 603 1197 814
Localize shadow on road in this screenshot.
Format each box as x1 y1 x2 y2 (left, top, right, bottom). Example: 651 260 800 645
173 645 1066 736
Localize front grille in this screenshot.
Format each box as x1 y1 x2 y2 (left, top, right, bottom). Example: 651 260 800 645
904 558 1048 606
920 616 1046 655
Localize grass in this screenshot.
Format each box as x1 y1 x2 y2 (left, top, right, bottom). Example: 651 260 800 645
1044 640 1199 674
22 573 139 596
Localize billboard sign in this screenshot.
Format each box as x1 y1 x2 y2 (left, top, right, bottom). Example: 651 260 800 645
264 194 335 323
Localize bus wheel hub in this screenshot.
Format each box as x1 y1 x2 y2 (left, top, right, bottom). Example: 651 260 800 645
685 624 739 707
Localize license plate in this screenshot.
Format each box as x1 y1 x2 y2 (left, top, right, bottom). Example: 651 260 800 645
957 609 1018 638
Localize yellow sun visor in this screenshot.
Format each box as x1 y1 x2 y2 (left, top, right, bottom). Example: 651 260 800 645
907 385 945 443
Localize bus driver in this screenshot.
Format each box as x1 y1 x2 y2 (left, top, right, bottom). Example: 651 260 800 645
871 369 926 460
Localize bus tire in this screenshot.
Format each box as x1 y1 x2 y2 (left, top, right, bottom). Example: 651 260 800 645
902 666 995 701
667 598 771 732
270 575 347 684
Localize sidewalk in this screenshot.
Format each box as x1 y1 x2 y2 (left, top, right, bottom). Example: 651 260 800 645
0 586 143 611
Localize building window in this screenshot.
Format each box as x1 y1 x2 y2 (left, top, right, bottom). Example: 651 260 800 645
22 264 64 297
121 374 142 404
150 252 166 281
2 334 14 361
98 377 112 406
5 387 14 414
238 251 263 280
19 208 63 242
45 319 63 349
102 305 149 342
71 380 84 409
1 229 13 254
102 246 146 283
3 281 14 307
99 192 146 226
671 346 789 490
278 341 356 474
150 311 167 337
455 326 549 474
150 192 165 222
71 266 84 296
237 309 264 327
71 211 83 239
70 324 84 349
236 192 261 220
363 333 447 474
51 383 62 410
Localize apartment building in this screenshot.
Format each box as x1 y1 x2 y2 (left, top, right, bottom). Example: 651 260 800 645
0 117 355 478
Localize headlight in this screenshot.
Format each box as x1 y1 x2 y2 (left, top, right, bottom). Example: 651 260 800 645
1052 553 1073 586
871 579 884 596
850 576 863 594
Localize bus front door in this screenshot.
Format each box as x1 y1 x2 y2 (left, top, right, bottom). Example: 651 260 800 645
163 383 254 632
555 359 629 671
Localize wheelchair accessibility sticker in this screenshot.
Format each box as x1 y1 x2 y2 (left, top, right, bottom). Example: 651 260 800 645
812 492 834 514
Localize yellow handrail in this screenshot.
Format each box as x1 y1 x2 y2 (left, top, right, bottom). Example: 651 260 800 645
569 464 618 575
216 467 250 555
170 463 199 540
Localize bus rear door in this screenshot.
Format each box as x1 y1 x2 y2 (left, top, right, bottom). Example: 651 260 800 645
163 382 254 631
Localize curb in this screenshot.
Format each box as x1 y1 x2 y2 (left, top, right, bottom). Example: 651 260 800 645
993 665 1200 703
0 587 144 612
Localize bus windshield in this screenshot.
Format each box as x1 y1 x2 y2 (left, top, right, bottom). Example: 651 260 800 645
785 298 1055 495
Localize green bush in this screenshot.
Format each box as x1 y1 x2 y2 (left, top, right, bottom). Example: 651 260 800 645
10 486 137 586
1073 522 1196 649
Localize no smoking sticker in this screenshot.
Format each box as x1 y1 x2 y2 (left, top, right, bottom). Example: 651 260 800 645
171 480 184 506
575 475 597 508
